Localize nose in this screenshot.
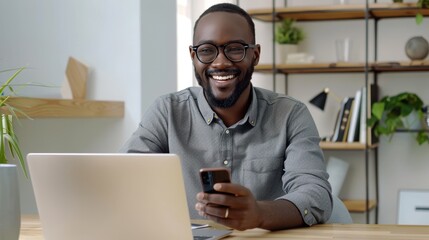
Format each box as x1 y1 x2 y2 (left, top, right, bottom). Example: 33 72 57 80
211 49 233 68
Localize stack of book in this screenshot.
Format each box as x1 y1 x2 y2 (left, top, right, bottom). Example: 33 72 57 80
330 84 377 144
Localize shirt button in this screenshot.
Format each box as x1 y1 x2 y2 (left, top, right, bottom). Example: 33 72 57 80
225 129 230 134
223 160 229 165
304 209 308 215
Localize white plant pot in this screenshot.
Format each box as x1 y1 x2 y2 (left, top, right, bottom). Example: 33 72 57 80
0 164 21 240
275 44 298 64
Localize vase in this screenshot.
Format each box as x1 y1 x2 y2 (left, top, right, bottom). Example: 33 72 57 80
405 36 429 61
0 164 21 240
275 44 298 64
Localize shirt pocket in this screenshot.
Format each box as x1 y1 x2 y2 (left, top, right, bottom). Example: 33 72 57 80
241 157 284 200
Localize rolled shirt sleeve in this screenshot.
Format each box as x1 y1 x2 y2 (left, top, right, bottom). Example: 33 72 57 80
277 102 332 226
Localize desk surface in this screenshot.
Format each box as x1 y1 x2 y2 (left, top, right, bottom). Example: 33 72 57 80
20 215 429 240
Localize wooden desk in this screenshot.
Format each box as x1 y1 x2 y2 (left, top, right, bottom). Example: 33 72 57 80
20 215 429 240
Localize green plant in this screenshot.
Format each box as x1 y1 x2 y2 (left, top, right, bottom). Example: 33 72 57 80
275 19 304 45
416 0 429 25
368 92 429 145
0 67 29 177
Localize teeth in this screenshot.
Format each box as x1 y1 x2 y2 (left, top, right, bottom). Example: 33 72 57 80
212 75 235 81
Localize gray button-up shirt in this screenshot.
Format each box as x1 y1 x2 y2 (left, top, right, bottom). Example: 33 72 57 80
120 86 332 226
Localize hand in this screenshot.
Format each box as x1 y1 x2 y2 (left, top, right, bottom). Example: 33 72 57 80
195 183 263 231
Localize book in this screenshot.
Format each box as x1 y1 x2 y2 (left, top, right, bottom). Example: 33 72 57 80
359 84 378 145
331 98 347 142
359 86 367 144
333 97 354 142
347 88 362 142
342 98 354 142
330 109 341 142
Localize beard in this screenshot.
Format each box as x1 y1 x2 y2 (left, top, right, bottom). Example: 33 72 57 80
195 64 254 108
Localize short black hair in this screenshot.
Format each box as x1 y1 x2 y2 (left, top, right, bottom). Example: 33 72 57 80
193 3 255 44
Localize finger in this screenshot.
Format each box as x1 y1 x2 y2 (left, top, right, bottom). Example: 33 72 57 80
196 192 209 203
204 205 231 219
214 183 251 196
204 212 239 229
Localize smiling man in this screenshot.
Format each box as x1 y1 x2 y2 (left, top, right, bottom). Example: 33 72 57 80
121 3 332 231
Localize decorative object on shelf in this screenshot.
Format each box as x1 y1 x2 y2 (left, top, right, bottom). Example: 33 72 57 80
392 0 403 3
335 37 352 62
61 57 88 100
309 88 341 111
0 67 29 176
275 19 304 64
334 0 349 4
286 53 315 64
368 92 429 145
416 0 429 25
309 88 346 142
405 36 429 61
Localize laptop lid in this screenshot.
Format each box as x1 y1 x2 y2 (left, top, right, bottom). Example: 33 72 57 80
28 153 214 240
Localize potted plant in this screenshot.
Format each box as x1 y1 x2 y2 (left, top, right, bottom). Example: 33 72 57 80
275 18 304 64
367 92 429 145
0 67 28 175
0 67 29 240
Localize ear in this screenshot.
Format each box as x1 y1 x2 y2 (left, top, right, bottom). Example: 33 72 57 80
189 46 196 60
252 44 261 66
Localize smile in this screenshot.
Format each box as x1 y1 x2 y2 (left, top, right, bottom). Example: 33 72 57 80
211 75 236 81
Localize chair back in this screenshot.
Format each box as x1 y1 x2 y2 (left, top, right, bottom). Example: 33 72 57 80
326 195 353 224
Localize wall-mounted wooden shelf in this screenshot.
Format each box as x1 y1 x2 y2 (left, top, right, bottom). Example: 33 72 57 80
320 142 378 150
5 97 124 118
255 61 429 74
248 3 429 22
343 199 377 213
255 63 368 74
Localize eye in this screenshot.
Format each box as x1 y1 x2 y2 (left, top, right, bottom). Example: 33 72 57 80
225 45 244 55
197 45 216 56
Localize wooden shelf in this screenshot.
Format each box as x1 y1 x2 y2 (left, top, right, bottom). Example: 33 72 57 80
5 97 124 118
320 142 377 150
255 63 368 74
255 61 429 74
343 199 377 213
247 3 429 22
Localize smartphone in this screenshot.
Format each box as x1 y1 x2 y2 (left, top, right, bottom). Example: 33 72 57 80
199 167 231 194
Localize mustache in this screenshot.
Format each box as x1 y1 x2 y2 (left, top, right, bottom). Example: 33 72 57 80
206 69 240 75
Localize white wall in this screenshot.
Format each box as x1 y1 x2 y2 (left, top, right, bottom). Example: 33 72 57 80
0 0 176 213
239 0 429 224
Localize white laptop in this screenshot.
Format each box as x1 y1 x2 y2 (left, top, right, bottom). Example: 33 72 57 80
27 153 231 240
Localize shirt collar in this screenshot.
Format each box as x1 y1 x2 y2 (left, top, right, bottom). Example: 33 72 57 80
197 86 257 127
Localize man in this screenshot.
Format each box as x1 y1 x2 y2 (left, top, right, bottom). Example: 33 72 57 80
121 3 332 231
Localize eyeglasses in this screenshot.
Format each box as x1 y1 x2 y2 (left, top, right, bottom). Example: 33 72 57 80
191 42 256 64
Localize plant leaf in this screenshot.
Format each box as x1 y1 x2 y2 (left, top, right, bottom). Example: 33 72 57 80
416 13 424 25
372 102 385 120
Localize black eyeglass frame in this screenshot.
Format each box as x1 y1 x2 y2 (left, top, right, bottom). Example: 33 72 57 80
191 42 257 64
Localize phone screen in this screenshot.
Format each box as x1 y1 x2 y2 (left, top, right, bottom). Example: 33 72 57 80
199 168 231 194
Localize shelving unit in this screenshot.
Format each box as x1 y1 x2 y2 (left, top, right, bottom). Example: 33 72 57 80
5 97 124 118
247 1 429 224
